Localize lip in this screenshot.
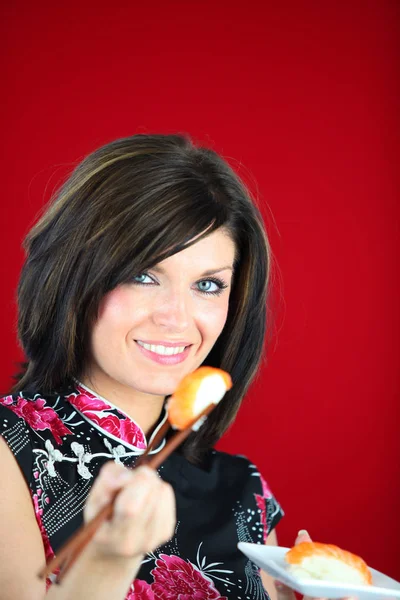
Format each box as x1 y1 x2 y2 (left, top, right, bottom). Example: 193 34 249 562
135 339 192 348
135 340 191 365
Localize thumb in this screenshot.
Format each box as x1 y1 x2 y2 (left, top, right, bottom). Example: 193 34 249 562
274 580 297 600
295 528 312 545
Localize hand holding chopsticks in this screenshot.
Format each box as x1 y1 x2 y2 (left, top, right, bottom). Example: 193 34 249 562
38 367 232 584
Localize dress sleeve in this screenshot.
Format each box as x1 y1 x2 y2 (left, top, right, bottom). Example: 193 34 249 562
0 397 33 486
240 456 284 544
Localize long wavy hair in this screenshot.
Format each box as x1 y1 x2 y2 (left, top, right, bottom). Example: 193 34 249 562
14 133 272 462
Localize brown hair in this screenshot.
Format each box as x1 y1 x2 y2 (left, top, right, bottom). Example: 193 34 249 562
14 133 272 462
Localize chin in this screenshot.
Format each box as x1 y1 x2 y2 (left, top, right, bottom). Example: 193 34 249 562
127 365 201 397
149 383 180 396
131 378 181 398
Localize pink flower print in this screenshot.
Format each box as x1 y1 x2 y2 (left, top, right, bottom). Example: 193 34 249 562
67 392 111 413
87 412 146 448
32 493 58 590
151 554 227 600
67 393 121 435
0 395 13 406
88 412 121 436
32 494 54 563
126 580 155 600
255 494 268 543
67 392 147 448
119 417 147 448
254 474 273 542
6 397 72 445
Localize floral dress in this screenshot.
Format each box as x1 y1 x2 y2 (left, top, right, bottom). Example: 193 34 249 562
0 383 284 599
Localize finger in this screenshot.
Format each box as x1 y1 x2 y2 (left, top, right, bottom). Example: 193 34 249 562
111 471 176 556
295 528 312 545
85 461 132 522
143 480 176 552
112 466 158 523
274 580 297 600
92 466 160 555
112 467 161 538
302 597 354 600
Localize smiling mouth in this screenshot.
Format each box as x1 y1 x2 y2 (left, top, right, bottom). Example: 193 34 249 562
135 341 190 356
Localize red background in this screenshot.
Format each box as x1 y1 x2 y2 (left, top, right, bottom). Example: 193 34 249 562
1 0 399 580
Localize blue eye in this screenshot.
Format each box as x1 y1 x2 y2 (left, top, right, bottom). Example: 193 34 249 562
196 278 228 296
197 280 217 292
132 273 153 284
131 274 228 295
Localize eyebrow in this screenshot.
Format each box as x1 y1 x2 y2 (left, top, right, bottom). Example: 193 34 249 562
151 265 234 277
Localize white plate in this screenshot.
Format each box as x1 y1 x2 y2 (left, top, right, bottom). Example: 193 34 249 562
238 543 400 599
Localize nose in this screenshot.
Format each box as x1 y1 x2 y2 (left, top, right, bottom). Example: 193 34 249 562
151 289 191 332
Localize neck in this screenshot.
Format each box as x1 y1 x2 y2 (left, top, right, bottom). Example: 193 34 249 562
79 373 165 438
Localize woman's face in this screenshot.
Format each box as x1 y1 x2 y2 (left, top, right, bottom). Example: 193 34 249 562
85 228 236 403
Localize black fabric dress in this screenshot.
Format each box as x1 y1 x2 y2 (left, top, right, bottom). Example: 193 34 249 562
0 382 283 599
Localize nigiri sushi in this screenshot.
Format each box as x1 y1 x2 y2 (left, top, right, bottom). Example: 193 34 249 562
167 366 232 430
285 541 372 585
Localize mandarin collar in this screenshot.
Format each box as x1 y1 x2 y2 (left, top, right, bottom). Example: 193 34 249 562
66 382 168 454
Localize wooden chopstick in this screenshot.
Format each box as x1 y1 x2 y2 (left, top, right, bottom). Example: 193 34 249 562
38 404 215 583
55 529 97 584
39 499 114 583
141 404 214 470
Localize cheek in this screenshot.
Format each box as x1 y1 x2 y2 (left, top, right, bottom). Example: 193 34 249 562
200 302 230 342
92 288 141 351
97 287 131 322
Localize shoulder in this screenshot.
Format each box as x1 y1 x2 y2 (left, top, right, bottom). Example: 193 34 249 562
0 389 74 447
0 389 62 412
208 449 264 486
210 449 285 538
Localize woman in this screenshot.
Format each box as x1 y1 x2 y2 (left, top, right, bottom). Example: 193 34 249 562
0 133 288 599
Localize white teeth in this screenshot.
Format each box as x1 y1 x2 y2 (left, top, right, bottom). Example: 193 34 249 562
137 341 186 356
